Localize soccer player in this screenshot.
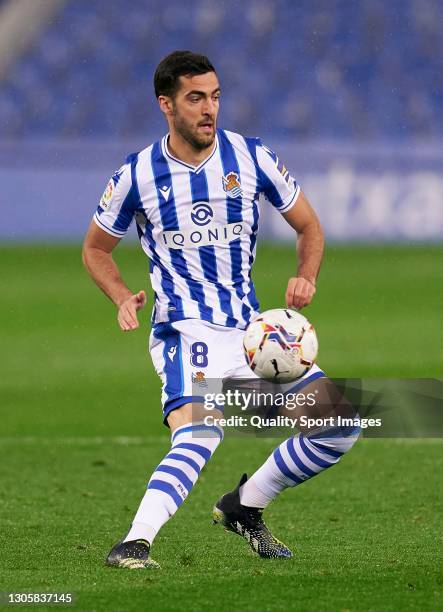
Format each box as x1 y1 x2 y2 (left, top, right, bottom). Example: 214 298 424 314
83 50 359 568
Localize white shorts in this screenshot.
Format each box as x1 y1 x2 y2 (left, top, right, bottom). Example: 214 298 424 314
149 319 325 422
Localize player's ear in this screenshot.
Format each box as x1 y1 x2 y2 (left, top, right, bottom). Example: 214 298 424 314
158 95 174 116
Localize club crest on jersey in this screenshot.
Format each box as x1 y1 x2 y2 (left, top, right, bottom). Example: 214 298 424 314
100 179 114 210
222 172 243 198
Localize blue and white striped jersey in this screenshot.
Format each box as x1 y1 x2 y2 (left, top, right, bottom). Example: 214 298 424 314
93 128 300 329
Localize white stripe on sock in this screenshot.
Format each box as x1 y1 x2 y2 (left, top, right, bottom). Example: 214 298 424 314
123 422 222 545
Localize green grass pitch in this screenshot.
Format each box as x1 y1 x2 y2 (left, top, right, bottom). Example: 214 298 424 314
0 243 442 611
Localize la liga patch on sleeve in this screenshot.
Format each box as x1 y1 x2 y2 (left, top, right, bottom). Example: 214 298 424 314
100 179 114 210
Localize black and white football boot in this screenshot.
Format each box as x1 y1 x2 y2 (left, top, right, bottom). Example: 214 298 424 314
213 474 293 559
106 539 160 569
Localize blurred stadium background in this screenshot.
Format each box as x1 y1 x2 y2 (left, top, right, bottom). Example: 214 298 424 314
0 0 442 241
1 2 442 610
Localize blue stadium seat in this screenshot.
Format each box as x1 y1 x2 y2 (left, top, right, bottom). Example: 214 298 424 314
0 0 441 139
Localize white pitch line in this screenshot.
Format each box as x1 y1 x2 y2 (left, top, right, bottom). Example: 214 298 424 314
365 437 443 444
0 436 170 446
0 436 441 446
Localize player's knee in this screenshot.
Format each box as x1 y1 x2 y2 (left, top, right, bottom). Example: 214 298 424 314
167 402 196 431
167 404 224 457
168 403 224 433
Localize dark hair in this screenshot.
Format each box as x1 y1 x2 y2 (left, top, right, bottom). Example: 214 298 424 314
154 50 216 98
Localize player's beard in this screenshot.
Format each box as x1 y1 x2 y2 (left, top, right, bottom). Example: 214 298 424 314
171 107 216 152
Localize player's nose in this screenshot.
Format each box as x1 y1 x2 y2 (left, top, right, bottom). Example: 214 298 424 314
201 98 217 116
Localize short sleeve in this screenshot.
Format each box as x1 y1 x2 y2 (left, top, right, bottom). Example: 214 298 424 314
93 158 137 238
255 141 300 213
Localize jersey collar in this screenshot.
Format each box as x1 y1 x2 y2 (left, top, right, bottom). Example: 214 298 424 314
162 133 219 174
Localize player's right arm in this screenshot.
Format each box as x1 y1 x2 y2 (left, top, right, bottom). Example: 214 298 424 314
82 159 146 331
82 223 146 331
255 142 323 310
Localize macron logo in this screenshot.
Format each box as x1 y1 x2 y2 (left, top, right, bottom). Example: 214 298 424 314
168 346 177 361
159 185 171 201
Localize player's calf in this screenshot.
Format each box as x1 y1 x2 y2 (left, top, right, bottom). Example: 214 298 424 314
106 417 223 568
239 425 360 511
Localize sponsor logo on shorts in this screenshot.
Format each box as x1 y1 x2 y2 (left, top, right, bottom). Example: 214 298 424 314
168 346 177 361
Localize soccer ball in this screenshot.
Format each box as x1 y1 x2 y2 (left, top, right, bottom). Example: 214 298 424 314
243 308 318 382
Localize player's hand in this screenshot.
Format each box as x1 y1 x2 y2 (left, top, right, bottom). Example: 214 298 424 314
285 277 316 310
117 290 146 331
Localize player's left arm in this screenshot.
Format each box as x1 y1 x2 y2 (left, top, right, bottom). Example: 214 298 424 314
282 190 324 310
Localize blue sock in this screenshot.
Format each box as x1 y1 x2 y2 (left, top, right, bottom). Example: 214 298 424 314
124 422 223 544
240 427 360 508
